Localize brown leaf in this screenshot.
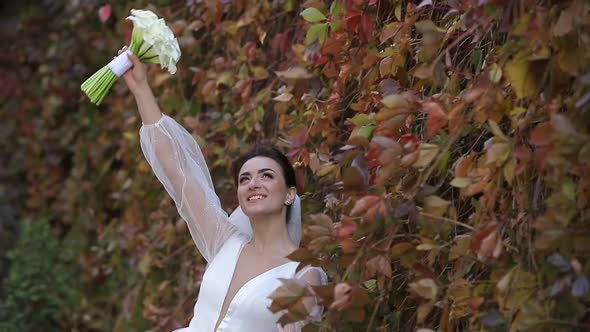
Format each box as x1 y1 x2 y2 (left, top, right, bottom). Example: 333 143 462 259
366 255 392 278
287 248 314 262
552 5 575 37
268 278 307 312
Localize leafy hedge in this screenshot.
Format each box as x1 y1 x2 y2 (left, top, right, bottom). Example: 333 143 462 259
1 0 589 331
0 219 78 332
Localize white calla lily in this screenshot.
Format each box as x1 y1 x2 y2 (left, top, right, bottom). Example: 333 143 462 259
81 9 181 105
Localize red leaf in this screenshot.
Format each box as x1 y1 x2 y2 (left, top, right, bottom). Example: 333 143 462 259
270 31 290 55
98 5 112 23
423 100 448 138
345 9 361 36
529 122 554 146
513 146 531 175
360 14 374 43
334 218 358 241
350 195 380 216
399 133 420 151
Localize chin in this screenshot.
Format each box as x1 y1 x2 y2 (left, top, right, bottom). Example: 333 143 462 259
242 204 280 219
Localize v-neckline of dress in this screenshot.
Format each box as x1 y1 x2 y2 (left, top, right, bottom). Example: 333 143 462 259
213 236 295 331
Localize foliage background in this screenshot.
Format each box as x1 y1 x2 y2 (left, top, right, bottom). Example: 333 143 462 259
1 0 589 331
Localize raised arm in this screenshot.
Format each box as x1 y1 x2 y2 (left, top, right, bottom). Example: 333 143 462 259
120 46 237 262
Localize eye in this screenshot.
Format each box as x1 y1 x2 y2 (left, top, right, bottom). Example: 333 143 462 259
262 172 274 179
239 176 250 184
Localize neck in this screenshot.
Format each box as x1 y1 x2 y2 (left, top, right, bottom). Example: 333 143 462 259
248 212 298 256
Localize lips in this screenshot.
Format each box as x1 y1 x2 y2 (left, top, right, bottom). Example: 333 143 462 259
247 194 267 201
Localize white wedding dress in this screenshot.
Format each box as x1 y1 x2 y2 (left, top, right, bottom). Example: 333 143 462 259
139 114 327 332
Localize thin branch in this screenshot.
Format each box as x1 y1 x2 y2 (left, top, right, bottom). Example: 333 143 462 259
419 212 474 230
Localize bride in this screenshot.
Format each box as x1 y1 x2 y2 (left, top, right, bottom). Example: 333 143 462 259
117 46 327 331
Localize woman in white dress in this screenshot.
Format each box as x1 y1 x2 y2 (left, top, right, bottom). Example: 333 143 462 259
117 47 327 331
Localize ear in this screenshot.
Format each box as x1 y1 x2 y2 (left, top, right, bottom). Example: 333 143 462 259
285 187 297 205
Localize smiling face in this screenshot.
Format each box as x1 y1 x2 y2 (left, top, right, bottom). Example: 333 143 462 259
237 156 296 220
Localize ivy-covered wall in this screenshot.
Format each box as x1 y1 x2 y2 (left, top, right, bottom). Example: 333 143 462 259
1 1 589 331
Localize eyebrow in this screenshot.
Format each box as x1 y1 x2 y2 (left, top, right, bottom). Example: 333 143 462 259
239 168 277 177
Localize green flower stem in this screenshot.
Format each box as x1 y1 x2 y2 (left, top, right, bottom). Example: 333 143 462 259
138 45 153 59
142 54 159 61
81 27 170 105
80 66 117 105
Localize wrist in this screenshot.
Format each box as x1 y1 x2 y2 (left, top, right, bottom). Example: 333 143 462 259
132 82 153 98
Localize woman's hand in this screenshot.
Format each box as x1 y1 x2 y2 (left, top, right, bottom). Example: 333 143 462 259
116 45 150 96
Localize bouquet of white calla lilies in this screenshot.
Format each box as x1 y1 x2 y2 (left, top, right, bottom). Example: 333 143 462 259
81 9 181 105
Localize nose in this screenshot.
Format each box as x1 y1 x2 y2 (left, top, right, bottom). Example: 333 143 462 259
248 177 261 190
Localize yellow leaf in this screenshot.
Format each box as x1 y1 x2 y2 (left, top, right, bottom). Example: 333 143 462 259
409 278 439 300
275 67 313 80
423 195 450 217
391 242 414 256
496 268 515 293
381 94 409 109
253 66 269 80
317 162 338 177
509 106 527 120
450 177 471 188
417 300 434 323
488 120 508 141
138 253 151 275
394 3 402 21
424 195 450 208
416 243 438 251
273 92 293 102
505 57 536 99
496 270 536 314
488 63 503 83
414 143 439 168
503 159 516 185
449 235 472 260
123 131 136 141
486 142 511 166
447 280 474 319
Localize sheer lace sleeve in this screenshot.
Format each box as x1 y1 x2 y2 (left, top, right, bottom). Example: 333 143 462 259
139 114 238 263
278 266 328 332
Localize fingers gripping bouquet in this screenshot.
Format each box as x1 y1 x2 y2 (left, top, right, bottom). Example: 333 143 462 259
81 9 181 105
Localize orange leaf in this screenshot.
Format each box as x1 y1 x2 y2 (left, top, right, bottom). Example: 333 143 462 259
455 155 474 177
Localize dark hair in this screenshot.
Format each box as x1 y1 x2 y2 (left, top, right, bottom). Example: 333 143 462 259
231 144 296 188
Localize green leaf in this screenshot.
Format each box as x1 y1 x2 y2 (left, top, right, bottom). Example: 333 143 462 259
329 0 345 16
305 23 328 44
300 8 326 23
